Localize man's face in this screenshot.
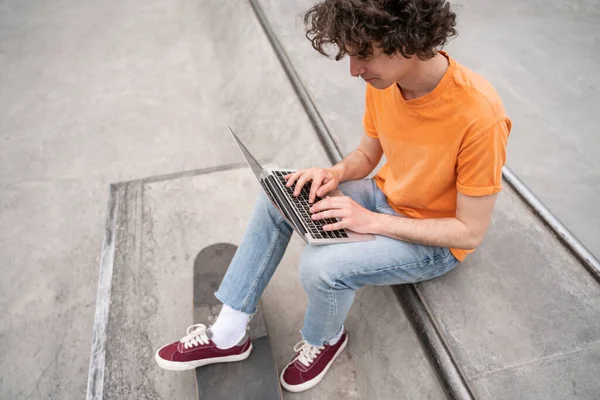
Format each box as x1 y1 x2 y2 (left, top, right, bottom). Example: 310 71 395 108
348 45 415 90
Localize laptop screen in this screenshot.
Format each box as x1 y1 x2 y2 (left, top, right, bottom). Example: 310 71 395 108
229 127 267 180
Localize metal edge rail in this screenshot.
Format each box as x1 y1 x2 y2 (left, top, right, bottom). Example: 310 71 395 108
248 0 474 398
502 166 600 284
394 286 475 399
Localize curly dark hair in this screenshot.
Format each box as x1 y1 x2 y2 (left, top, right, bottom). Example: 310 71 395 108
304 0 457 61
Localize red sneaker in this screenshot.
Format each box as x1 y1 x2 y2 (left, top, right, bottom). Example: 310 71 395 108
280 331 348 392
155 323 252 371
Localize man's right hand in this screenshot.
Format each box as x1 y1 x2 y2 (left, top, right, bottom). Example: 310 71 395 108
284 167 343 204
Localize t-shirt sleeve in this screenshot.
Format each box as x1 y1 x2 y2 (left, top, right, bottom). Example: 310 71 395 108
456 117 511 196
363 86 378 138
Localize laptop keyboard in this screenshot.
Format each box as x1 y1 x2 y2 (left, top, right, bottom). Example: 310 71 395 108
273 170 349 240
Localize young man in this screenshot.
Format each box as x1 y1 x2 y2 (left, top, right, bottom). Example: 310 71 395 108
156 0 511 393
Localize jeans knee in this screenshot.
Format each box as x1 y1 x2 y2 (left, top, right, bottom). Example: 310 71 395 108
299 250 338 292
299 258 320 292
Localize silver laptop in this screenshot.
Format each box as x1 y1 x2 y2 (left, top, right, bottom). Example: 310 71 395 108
229 127 375 245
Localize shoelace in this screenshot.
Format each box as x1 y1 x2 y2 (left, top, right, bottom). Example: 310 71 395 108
293 340 325 367
180 324 210 349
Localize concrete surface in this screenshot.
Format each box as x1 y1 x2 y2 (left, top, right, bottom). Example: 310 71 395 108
101 171 265 399
1 0 598 398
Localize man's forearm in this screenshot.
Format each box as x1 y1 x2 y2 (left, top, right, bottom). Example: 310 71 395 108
369 213 480 250
330 149 377 182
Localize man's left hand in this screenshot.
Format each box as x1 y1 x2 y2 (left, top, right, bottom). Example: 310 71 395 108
309 196 377 234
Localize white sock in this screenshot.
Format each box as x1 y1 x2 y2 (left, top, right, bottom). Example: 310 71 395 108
209 304 251 349
328 325 344 346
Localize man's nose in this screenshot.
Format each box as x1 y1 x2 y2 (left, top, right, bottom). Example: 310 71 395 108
349 57 365 77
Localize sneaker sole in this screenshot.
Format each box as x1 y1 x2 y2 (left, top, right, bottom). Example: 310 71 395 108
280 334 348 393
155 342 253 371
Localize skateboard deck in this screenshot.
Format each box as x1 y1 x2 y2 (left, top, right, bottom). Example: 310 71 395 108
193 243 283 400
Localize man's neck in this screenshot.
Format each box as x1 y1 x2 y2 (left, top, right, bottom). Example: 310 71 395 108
397 52 449 101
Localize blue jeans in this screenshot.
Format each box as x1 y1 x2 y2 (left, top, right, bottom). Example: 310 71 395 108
214 179 458 346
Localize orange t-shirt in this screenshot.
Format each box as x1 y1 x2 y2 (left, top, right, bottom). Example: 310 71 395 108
364 51 511 261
